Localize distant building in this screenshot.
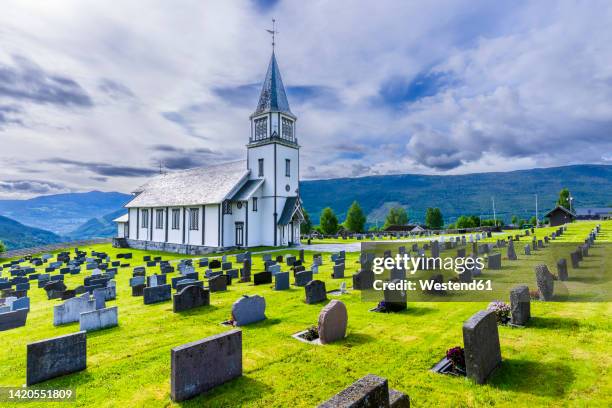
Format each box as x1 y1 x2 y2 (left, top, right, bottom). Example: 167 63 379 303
544 206 576 227
575 207 612 220
384 224 425 232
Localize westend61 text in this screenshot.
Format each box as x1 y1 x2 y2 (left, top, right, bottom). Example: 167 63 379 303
373 279 493 292
372 255 485 275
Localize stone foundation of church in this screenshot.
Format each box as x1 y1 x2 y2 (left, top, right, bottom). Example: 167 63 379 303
113 238 231 255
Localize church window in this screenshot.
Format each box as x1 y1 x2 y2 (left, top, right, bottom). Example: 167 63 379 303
155 209 164 229
285 159 291 177
171 209 180 230
141 209 149 228
258 158 264 177
282 117 293 141
189 208 199 230
253 197 258 212
222 200 232 215
254 117 267 141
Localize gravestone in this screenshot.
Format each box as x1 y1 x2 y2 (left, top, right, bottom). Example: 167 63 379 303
240 260 251 282
457 248 466 258
208 275 227 292
318 374 409 408
463 310 501 384
383 279 407 312
93 289 106 310
173 285 210 312
332 264 345 279
274 272 290 290
148 274 167 287
253 272 272 286
507 241 517 260
524 244 531 255
305 280 327 304
54 294 95 325
79 306 118 332
535 264 554 301
132 284 145 296
209 259 221 269
268 264 281 274
0 308 28 331
318 300 347 344
129 276 145 287
93 285 116 302
170 330 242 402
44 280 67 300
431 241 440 258
231 295 266 326
353 269 375 290
295 270 313 287
570 251 580 268
510 285 530 326
487 253 502 270
11 296 30 311
143 284 171 304
26 331 87 386
175 279 203 292
556 258 568 281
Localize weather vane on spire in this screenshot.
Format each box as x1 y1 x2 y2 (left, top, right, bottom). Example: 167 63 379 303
266 18 278 51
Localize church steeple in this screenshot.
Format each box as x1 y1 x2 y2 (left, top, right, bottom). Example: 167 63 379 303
249 48 297 145
252 51 293 118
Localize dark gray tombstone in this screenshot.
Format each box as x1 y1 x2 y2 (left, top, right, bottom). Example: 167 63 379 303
510 285 530 326
253 271 272 285
274 272 290 290
0 308 28 331
132 284 145 296
457 248 466 258
173 285 210 312
463 310 501 384
231 295 266 326
295 270 313 287
507 241 517 260
535 264 554 301
487 253 502 270
431 241 440 258
570 251 580 268
26 331 86 385
524 244 531 255
352 269 375 290
317 374 409 408
170 330 242 402
305 280 327 304
208 275 227 292
44 280 67 300
556 258 568 281
143 284 171 305
332 264 345 279
383 279 407 312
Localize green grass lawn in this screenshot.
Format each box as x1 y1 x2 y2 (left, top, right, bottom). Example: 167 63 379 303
0 221 610 407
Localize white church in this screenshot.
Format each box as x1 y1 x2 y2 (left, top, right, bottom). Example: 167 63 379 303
114 50 304 253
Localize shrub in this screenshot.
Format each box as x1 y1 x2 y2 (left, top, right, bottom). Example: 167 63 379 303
487 301 511 324
446 346 465 370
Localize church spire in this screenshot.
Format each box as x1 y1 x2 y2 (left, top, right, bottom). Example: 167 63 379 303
253 20 292 118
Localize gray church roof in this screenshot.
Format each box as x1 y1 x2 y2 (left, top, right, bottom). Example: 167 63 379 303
253 52 293 117
278 196 300 225
125 160 249 208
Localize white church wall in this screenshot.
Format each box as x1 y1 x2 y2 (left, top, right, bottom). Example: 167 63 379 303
203 204 220 247
186 206 202 245
128 208 137 240
167 207 182 244
275 144 299 198
246 194 262 247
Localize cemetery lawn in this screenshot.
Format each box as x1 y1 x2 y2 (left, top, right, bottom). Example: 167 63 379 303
0 221 610 407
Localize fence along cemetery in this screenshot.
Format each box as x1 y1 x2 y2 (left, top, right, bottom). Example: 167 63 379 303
0 222 608 404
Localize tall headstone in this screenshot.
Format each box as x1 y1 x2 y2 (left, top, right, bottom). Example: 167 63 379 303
463 310 501 384
231 295 266 326
506 241 517 261
556 258 568 281
535 264 554 301
509 285 530 326
318 300 348 344
274 272 289 290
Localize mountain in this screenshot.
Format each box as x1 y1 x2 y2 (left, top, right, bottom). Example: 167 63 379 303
0 191 131 235
0 215 62 251
300 164 612 225
66 209 128 240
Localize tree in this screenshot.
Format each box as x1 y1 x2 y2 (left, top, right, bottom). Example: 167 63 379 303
529 216 537 225
319 207 339 235
511 215 518 225
425 207 444 229
344 201 366 233
456 215 477 229
0 240 5 254
301 208 312 235
383 206 409 229
557 188 571 209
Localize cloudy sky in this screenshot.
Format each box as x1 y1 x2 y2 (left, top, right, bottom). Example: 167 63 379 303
1 0 611 199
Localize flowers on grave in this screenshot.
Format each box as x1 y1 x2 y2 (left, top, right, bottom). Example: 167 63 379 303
487 301 511 324
227 316 236 326
529 289 540 300
303 326 319 341
376 301 387 312
446 346 465 371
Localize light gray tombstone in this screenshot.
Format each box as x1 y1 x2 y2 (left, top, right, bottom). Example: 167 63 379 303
231 295 266 326
79 306 118 332
556 258 568 281
507 241 517 261
318 300 348 344
129 276 145 287
463 310 502 384
510 285 530 326
487 253 502 270
93 289 106 310
54 293 95 326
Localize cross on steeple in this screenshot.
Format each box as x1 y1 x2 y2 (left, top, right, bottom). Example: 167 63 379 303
266 19 278 51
